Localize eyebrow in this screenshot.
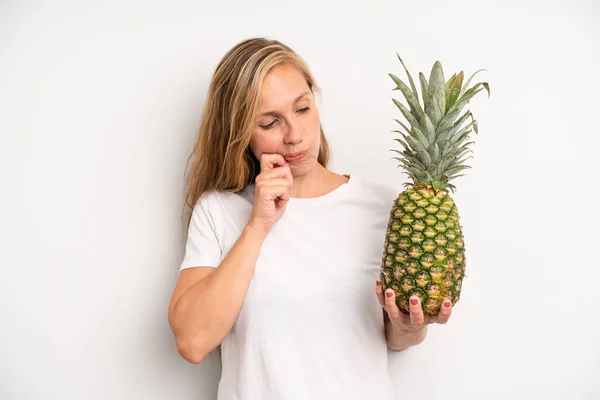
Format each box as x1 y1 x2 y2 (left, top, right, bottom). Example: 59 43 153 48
258 91 310 118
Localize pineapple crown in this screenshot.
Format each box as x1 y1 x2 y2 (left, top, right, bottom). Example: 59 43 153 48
389 54 490 194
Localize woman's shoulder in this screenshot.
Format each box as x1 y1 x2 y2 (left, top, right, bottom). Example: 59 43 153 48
193 186 254 213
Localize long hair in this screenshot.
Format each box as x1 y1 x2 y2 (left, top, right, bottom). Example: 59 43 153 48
181 37 330 231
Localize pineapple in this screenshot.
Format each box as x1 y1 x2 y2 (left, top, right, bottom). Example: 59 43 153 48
380 54 490 315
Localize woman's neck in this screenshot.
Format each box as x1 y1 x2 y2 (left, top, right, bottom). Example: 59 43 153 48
289 164 348 198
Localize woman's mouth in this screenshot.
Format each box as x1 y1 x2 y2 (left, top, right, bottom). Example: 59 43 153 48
284 151 307 163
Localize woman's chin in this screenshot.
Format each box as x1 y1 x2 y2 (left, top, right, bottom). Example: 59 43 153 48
289 158 320 177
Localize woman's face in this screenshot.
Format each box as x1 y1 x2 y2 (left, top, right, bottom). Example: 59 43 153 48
249 63 321 177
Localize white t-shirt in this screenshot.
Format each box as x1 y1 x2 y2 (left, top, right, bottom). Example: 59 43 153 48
180 174 398 400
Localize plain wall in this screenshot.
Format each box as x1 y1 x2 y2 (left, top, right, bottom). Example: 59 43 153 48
1 0 599 399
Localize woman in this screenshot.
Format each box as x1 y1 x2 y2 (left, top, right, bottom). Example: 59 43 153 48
168 37 453 399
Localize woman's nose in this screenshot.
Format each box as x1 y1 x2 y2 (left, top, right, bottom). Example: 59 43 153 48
284 120 302 144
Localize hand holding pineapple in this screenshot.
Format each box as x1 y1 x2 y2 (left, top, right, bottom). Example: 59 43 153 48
247 153 294 236
376 279 452 328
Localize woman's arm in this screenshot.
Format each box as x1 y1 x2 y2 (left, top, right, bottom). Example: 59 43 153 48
168 224 267 363
169 153 292 364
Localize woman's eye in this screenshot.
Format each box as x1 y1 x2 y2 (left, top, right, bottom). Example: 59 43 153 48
261 120 276 130
260 108 309 130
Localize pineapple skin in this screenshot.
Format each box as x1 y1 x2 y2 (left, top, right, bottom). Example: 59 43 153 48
380 185 466 315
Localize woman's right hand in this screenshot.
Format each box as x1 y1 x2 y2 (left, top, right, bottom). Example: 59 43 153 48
247 153 293 236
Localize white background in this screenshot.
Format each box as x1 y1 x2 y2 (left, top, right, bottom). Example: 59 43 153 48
1 0 599 399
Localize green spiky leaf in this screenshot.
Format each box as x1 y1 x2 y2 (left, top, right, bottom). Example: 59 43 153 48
406 135 427 154
388 56 490 190
396 53 419 99
427 61 446 127
389 74 436 140
417 150 432 164
445 71 464 113
412 126 430 148
438 86 485 133
432 142 440 162
392 98 419 130
459 69 489 99
419 72 429 112
393 119 412 135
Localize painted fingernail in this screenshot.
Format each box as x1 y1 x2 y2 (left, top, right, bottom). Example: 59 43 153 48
410 298 418 305
376 280 381 286
386 291 393 298
444 301 452 308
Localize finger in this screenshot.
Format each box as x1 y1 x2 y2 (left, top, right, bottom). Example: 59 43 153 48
435 298 453 324
275 194 289 209
256 181 291 201
384 289 403 320
276 183 291 207
375 280 385 307
409 296 425 326
260 153 287 172
256 165 292 184
256 178 292 190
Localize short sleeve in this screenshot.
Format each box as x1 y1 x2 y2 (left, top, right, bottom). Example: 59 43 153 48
179 194 223 271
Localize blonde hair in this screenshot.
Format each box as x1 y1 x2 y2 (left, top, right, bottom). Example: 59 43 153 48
181 37 330 230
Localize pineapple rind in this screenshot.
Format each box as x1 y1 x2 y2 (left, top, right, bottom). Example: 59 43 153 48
381 186 465 315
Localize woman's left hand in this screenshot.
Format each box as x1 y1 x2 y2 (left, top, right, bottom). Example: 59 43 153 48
375 279 453 331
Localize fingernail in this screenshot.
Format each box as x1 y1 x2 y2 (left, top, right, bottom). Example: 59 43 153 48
410 298 418 305
376 280 382 286
385 291 393 298
444 301 452 308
